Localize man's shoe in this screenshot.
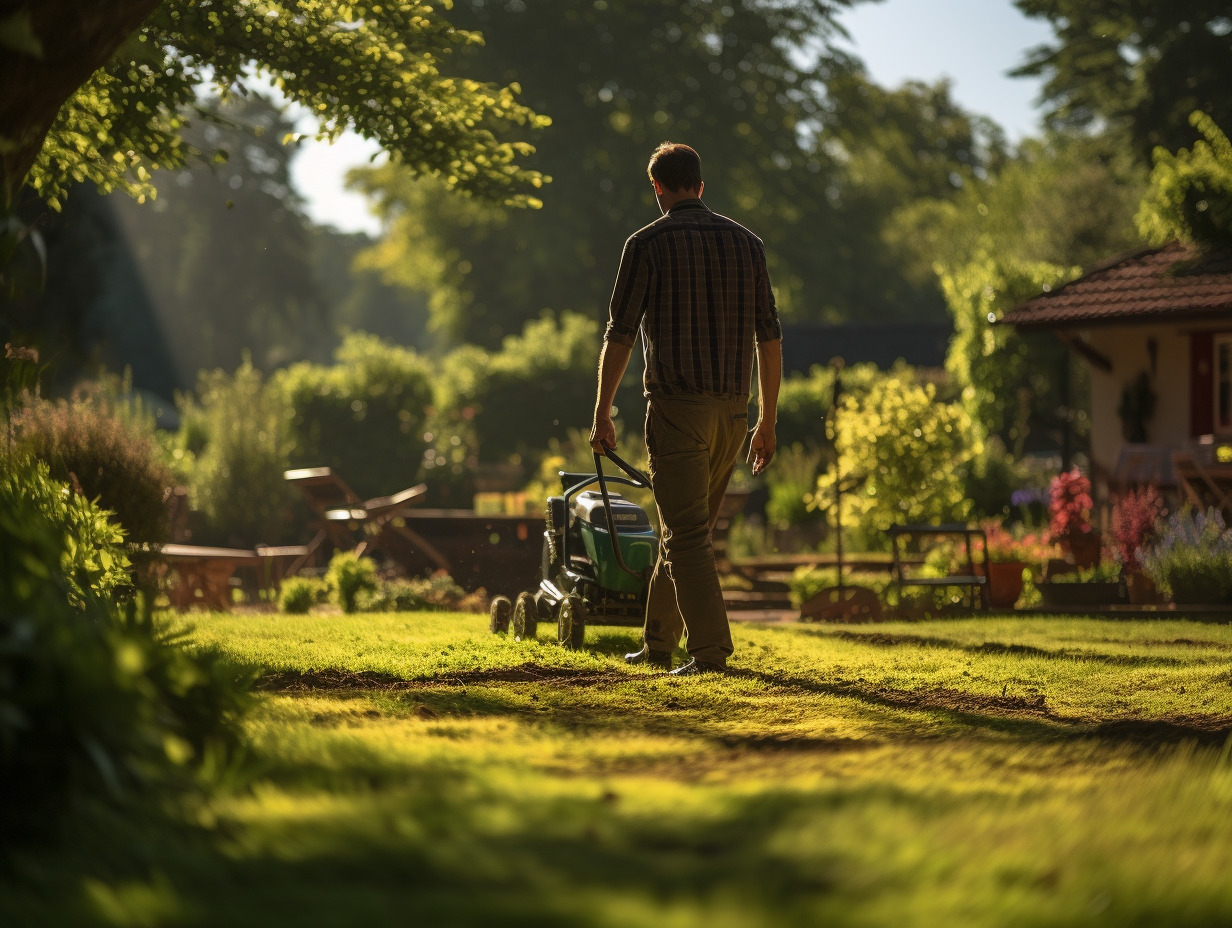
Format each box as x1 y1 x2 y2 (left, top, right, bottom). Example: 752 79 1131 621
667 658 725 676
624 645 672 669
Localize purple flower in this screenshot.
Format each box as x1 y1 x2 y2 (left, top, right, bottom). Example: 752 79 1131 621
1011 487 1048 508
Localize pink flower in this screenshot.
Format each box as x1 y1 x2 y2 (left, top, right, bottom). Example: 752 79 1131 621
1048 469 1093 543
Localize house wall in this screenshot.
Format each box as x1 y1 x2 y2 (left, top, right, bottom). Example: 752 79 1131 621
1083 324 1191 478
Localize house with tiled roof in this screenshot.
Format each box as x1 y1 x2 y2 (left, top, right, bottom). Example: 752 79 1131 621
1001 241 1232 507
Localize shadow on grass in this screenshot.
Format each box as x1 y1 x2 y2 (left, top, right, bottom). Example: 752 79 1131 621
255 657 1232 755
10 743 1232 928
797 629 1196 667
4 774 854 928
257 663 628 692
734 667 1232 747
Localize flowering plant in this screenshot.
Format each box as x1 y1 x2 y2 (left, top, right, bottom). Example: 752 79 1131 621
1048 468 1095 542
981 521 1057 564
1111 486 1164 572
1140 508 1232 603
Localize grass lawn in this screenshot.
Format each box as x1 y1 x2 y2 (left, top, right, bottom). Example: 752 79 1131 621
6 610 1232 927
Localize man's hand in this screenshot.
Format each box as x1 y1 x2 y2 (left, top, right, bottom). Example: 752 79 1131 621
590 340 632 456
590 415 616 455
747 420 776 475
751 338 781 477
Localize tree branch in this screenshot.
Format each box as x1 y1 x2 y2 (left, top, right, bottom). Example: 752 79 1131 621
0 0 163 206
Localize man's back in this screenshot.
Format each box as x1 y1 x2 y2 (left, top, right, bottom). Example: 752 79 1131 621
605 198 780 398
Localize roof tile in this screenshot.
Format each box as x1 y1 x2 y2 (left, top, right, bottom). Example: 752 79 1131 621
1002 243 1232 328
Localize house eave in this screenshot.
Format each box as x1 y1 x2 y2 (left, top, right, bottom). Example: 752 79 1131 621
1004 307 1232 332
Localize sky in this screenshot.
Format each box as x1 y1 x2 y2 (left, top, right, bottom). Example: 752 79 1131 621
289 0 1056 237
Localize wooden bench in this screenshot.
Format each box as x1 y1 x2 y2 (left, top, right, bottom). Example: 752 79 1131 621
887 523 989 611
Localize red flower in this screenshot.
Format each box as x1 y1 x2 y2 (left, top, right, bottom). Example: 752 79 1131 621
1111 486 1164 570
1048 469 1093 543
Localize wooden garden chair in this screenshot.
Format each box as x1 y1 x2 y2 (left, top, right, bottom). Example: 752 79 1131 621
284 467 447 575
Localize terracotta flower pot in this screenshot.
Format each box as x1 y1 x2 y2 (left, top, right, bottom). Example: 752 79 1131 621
1061 530 1102 569
986 561 1027 609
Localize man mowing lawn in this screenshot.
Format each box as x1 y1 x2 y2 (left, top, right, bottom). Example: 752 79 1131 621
590 141 783 676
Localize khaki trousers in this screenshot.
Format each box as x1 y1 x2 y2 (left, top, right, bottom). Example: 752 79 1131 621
642 393 749 666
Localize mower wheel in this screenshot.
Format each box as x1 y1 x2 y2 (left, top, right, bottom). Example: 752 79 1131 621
556 595 587 650
489 596 512 634
512 592 538 640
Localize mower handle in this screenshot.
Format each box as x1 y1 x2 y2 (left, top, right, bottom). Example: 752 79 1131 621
593 446 651 489
593 449 653 579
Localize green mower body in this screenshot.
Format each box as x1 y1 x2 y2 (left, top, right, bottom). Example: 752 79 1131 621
573 491 657 593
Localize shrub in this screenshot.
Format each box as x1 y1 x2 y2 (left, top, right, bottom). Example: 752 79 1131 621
7 386 172 551
1050 561 1124 584
1141 508 1232 603
182 359 297 546
358 573 481 612
278 577 323 614
278 332 434 500
436 312 600 467
813 374 980 540
962 437 1020 520
776 367 832 452
787 565 895 609
327 551 378 613
2 456 133 607
765 444 822 530
776 362 884 451
0 457 249 840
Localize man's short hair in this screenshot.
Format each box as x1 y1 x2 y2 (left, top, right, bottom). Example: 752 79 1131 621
647 142 702 193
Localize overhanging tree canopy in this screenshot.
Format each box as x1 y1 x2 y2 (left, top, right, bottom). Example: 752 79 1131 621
1013 0 1232 158
0 0 547 210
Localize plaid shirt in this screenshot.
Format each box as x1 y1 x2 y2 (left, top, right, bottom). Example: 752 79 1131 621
605 199 781 398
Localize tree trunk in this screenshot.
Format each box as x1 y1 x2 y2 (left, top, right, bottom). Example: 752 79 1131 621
0 0 164 208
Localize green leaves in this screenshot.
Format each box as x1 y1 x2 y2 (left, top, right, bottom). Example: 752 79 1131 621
275 332 435 499
814 372 981 538
939 244 1077 450
0 456 250 841
0 457 131 609
183 358 298 546
1013 0 1232 157
24 0 547 210
1136 111 1232 249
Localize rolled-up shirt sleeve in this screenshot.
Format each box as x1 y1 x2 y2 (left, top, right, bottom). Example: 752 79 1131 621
605 235 651 347
753 240 782 344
